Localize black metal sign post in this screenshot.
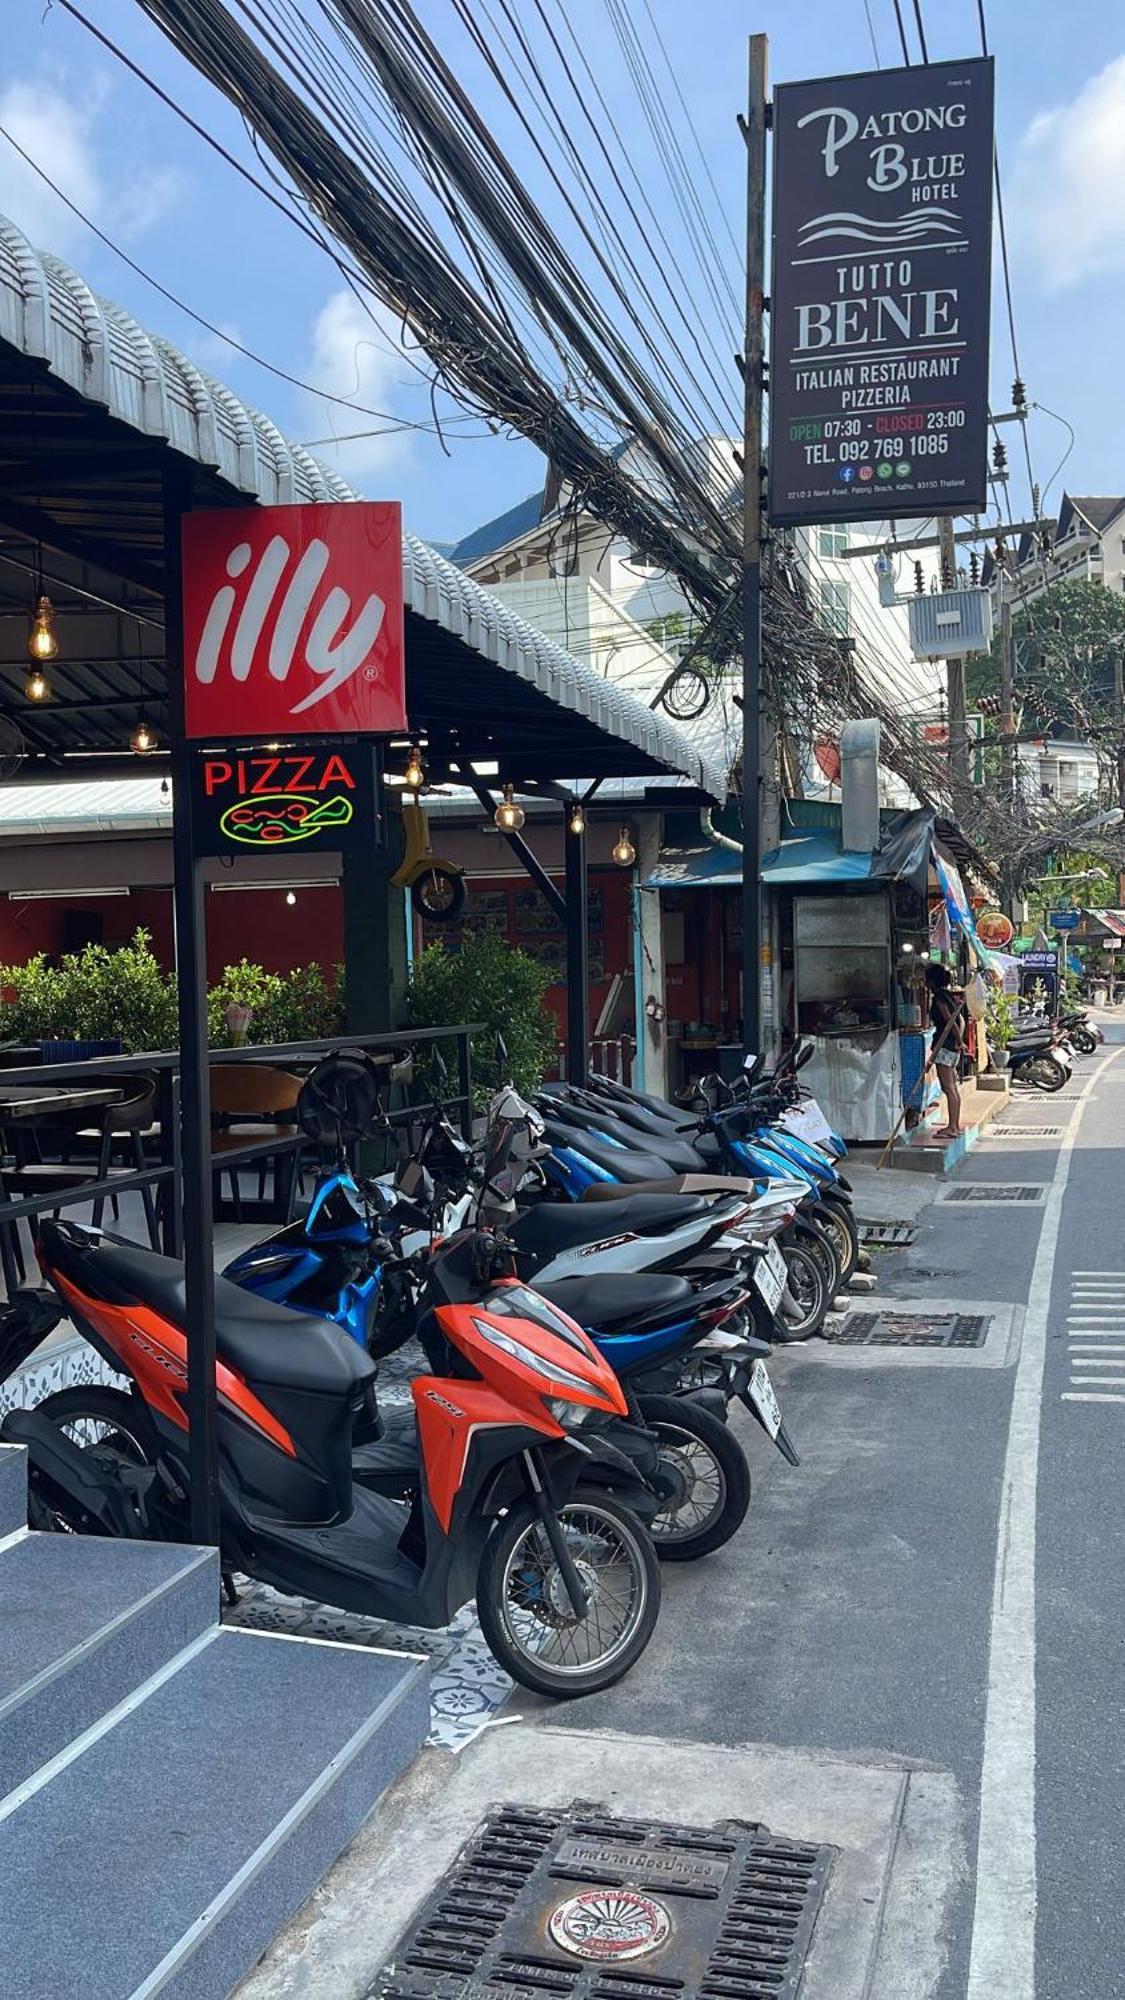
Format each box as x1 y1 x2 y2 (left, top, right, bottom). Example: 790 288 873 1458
768 56 994 528
564 805 590 1086
164 465 221 1549
741 33 769 1058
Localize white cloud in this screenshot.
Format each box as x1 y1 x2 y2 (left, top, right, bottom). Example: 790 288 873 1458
299 289 415 484
1010 56 1125 288
0 73 183 258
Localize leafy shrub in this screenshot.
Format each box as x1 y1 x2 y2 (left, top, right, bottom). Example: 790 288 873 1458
0 932 343 1053
406 930 557 1105
207 959 343 1046
0 930 178 1051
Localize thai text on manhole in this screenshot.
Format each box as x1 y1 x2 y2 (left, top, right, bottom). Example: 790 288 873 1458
827 1312 990 1348
369 1804 834 1998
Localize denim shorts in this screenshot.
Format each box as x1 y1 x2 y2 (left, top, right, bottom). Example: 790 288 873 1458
934 1049 959 1070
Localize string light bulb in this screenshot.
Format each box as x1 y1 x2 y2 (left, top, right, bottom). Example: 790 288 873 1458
568 802 586 836
285 890 297 907
28 595 58 663
24 665 51 703
130 718 157 755
612 825 637 867
494 783 525 833
403 739 425 790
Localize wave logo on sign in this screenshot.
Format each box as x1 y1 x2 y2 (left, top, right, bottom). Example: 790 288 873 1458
194 534 384 715
182 503 406 741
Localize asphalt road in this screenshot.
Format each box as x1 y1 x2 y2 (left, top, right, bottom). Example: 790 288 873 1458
528 1020 1125 2000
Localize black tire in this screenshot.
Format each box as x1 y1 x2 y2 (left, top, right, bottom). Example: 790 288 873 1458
410 867 465 923
777 1232 829 1339
476 1487 660 1698
636 1393 751 1560
793 1215 840 1299
1024 1055 1067 1093
36 1386 155 1465
29 1387 154 1534
1071 1030 1097 1055
818 1198 859 1286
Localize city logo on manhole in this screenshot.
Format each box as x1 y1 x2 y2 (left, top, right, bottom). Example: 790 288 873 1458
548 1887 672 1961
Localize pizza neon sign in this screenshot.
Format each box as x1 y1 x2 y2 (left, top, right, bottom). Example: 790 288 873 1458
189 746 374 858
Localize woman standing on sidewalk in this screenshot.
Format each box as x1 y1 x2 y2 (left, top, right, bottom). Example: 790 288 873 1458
925 964 965 1139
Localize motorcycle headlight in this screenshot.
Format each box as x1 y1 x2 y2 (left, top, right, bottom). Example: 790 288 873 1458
545 1396 596 1430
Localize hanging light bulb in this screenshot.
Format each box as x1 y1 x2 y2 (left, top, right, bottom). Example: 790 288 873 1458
285 890 297 907
160 777 171 799
403 739 425 790
494 783 525 832
24 664 51 703
568 802 586 836
130 718 158 755
612 825 637 867
28 595 58 663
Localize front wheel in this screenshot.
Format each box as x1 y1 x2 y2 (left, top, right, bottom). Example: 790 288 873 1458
1024 1055 1067 1092
637 1393 750 1560
818 1199 859 1286
1071 1030 1097 1055
477 1488 660 1698
410 866 466 924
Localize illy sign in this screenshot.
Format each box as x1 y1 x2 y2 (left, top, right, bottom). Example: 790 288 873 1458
182 502 406 739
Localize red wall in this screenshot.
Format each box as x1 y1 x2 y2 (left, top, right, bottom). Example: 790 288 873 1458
0 886 343 983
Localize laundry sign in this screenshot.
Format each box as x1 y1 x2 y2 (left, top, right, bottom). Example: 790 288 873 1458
769 56 994 525
181 502 406 739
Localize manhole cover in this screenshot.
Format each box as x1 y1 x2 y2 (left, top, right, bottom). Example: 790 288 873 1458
369 1805 834 1998
826 1311 990 1347
859 1221 917 1248
940 1184 1045 1204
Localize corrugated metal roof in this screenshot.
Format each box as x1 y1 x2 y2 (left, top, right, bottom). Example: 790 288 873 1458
0 212 725 801
0 778 172 835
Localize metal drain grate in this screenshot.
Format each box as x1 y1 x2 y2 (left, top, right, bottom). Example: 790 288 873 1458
827 1311 989 1348
940 1184 1045 1204
991 1125 1064 1138
369 1805 834 1999
859 1221 917 1248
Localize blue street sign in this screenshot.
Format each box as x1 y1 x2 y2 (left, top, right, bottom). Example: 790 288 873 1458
1048 909 1081 931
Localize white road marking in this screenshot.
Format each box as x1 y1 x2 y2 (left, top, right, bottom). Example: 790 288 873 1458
1062 1391 1125 1404
1069 1344 1125 1353
966 1044 1120 2000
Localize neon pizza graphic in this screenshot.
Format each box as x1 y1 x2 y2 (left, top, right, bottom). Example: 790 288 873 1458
219 791 354 847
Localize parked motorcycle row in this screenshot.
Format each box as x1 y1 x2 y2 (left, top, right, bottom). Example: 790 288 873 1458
7 1002 1094 1702
1003 1001 1103 1090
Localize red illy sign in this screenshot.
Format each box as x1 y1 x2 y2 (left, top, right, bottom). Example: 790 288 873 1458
182 502 406 739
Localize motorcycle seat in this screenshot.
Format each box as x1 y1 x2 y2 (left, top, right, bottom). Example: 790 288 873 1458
510 1192 711 1262
536 1269 695 1331
547 1099 708 1174
37 1221 373 1396
542 1120 676 1184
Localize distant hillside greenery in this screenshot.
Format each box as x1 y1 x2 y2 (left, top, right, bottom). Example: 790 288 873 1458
966 579 1125 738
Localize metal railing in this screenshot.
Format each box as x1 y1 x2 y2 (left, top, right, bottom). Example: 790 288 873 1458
0 1024 478 1295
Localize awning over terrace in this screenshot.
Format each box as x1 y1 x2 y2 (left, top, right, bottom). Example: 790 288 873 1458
0 212 724 799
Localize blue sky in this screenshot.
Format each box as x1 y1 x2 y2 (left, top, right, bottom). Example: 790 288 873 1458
2 1 1123 547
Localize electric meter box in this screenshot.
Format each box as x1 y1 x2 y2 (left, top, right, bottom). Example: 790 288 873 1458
908 588 994 659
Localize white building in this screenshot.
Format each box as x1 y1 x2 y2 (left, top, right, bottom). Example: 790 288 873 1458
1014 735 1101 806
1005 493 1125 607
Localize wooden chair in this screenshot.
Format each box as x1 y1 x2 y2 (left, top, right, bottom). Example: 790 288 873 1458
210 1064 303 1218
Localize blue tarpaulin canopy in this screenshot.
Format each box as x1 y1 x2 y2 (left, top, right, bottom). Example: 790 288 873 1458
644 809 933 893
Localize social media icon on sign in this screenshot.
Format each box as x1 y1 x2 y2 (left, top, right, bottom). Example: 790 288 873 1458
896 461 912 478
877 462 894 480
858 464 875 482
838 465 856 484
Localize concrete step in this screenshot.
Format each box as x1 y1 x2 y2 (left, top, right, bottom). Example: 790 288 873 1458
0 1624 429 2000
0 1531 218 1795
0 1442 25 1533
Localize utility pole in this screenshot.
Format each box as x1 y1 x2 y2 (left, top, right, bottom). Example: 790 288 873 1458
740 31 768 1056
940 516 970 810
1104 652 1112 816
1114 645 1125 813
999 594 1017 917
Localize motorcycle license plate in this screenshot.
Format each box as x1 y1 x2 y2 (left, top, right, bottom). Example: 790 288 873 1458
754 1239 787 1314
749 1358 782 1438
